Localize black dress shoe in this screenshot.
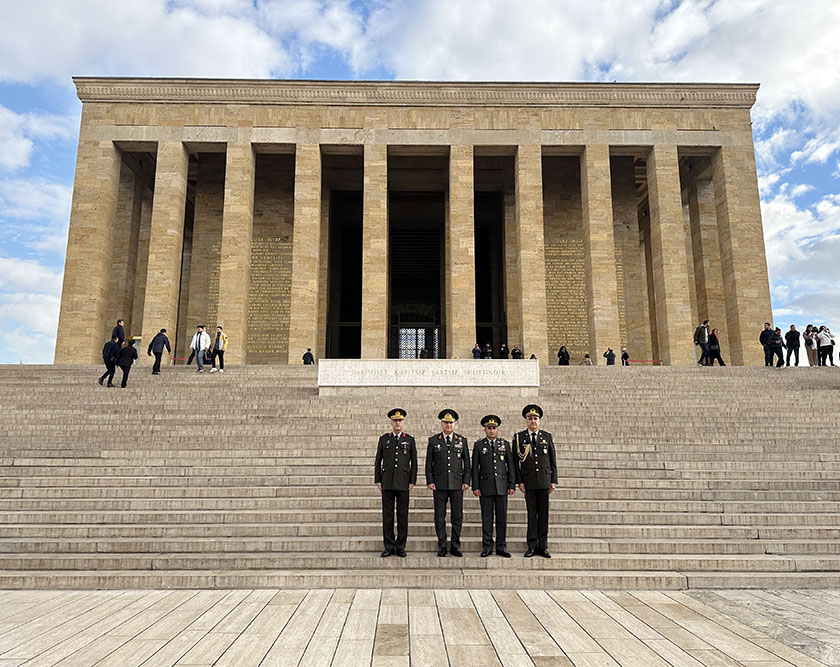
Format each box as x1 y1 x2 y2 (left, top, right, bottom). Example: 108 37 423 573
539 550 551 558
449 547 462 557
438 547 447 557
381 548 395 558
396 549 407 558
496 549 512 558
98 378 104 385
524 549 536 557
480 548 492 557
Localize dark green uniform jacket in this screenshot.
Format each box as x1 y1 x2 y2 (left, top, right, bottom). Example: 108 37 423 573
375 432 417 491
513 429 558 489
425 433 470 490
471 437 516 495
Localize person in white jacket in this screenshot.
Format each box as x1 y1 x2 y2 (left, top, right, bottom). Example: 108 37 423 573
817 326 835 367
189 325 211 373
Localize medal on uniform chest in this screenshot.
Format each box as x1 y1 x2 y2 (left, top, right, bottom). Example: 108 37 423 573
543 447 548 454
481 447 488 454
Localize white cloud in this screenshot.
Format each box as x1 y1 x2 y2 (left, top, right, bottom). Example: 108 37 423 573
0 325 57 364
0 256 64 294
0 178 72 222
0 105 76 171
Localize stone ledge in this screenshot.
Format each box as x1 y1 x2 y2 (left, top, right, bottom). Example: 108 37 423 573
317 359 540 388
73 78 760 109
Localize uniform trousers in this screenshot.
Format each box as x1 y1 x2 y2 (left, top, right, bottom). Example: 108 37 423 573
524 488 550 550
381 489 409 551
433 489 463 549
479 494 508 549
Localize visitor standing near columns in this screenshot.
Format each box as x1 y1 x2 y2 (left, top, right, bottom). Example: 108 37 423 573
189 325 210 373
603 348 616 365
209 326 227 373
116 339 138 388
98 334 120 387
471 415 515 558
621 348 630 366
111 319 125 347
707 329 726 366
804 325 819 366
511 345 523 359
499 343 510 359
557 346 570 366
769 327 786 367
375 408 416 558
482 342 493 359
759 322 774 366
426 409 470 557
694 320 710 366
472 344 482 359
515 404 556 558
817 326 835 366
147 328 171 375
785 325 801 367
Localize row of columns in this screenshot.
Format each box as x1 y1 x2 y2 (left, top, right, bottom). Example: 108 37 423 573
56 140 769 366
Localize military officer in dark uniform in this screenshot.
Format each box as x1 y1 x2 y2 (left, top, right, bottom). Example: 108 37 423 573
514 404 557 558
374 408 417 558
471 415 515 557
425 409 470 557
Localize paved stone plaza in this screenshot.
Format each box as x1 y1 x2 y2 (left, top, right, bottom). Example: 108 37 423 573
1 588 838 666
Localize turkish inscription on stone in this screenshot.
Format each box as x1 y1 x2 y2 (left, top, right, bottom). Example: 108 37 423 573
247 237 292 361
544 240 589 360
319 359 540 387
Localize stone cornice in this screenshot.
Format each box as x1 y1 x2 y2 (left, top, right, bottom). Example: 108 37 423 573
73 78 759 109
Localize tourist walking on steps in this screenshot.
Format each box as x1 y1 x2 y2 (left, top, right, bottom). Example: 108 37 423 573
112 319 125 347
426 409 470 557
694 320 710 366
707 328 726 366
117 339 138 388
375 408 417 558
785 325 800 367
472 343 482 359
302 347 315 365
759 322 774 366
818 326 835 366
515 404 557 558
804 325 819 366
621 348 630 366
147 328 171 375
603 347 616 365
472 415 515 558
209 326 227 373
557 346 570 365
98 334 120 387
189 325 210 373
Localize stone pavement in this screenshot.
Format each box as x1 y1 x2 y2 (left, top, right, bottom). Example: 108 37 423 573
1 588 838 666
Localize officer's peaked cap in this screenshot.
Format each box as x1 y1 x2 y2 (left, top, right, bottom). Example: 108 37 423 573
522 404 543 419
438 409 459 422
481 414 501 427
387 408 407 420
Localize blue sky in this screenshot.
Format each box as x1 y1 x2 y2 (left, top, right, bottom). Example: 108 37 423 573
1 0 839 363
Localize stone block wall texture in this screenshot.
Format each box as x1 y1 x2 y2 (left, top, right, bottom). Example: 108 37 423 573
216 142 256 365
139 141 189 366
446 144 477 359
361 144 388 358
129 189 153 343
55 138 122 364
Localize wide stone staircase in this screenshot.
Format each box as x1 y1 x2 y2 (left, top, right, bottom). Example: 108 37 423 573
1 364 839 590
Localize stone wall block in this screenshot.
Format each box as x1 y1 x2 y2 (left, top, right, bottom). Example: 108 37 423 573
361 144 388 358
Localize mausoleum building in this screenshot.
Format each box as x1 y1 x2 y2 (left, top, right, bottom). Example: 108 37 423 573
55 78 772 366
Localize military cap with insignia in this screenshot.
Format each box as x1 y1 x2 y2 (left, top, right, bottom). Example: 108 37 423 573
481 414 502 427
388 408 407 420
437 409 459 422
522 404 543 419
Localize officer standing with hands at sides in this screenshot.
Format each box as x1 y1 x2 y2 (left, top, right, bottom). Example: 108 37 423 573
514 404 557 558
472 415 515 557
426 409 470 557
375 409 417 558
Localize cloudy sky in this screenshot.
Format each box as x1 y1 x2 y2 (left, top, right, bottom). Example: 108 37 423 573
1 0 839 363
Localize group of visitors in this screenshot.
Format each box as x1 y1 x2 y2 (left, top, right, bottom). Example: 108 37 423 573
472 343 535 360
693 320 727 366
761 323 835 367
97 319 229 387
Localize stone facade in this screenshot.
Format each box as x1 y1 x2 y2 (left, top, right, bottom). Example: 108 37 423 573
55 79 772 366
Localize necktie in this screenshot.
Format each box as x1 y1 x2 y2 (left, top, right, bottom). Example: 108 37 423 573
446 436 451 446
531 432 537 446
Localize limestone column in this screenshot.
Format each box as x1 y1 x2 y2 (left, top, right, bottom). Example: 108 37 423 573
55 140 122 364
514 145 549 364
361 144 388 358
139 141 189 365
446 145 477 359
503 185 522 349
645 145 695 365
712 144 773 365
130 189 153 338
287 144 322 363
580 145 621 360
215 143 256 365
687 178 727 335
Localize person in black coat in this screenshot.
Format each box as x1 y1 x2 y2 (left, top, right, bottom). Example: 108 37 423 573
707 328 726 366
603 348 616 365
514 404 557 558
498 343 509 359
784 325 800 367
759 322 774 366
98 334 120 387
482 342 493 359
302 348 315 365
112 319 125 347
116 339 139 388
769 327 785 367
471 415 515 558
511 345 523 359
147 329 171 375
425 409 470 557
374 408 417 558
557 346 570 366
